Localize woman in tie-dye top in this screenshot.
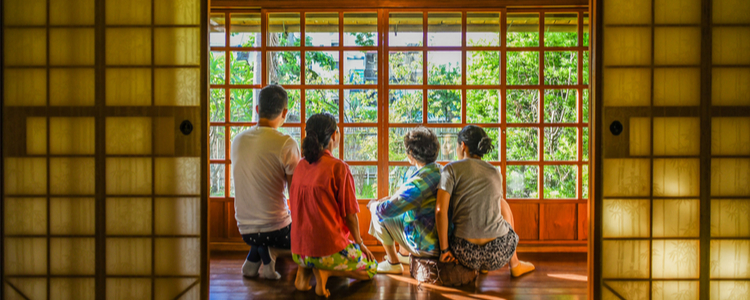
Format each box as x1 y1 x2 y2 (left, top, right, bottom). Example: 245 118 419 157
368 127 441 274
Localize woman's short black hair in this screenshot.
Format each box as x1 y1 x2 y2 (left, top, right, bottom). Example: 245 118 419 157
403 127 440 164
457 125 494 158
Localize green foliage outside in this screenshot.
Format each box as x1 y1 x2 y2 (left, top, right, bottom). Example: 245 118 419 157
210 27 590 200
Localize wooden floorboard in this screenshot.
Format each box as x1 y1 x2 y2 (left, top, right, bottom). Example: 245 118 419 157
209 251 588 300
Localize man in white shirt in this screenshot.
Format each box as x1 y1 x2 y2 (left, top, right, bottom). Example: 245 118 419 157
232 85 300 280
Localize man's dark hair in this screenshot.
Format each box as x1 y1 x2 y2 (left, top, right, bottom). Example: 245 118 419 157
403 127 440 164
258 85 288 119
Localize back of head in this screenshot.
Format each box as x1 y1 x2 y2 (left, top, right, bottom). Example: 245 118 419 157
258 85 288 120
403 127 440 164
302 113 337 163
458 125 494 158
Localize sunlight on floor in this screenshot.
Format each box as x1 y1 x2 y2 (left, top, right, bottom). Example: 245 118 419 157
385 274 508 300
547 273 588 282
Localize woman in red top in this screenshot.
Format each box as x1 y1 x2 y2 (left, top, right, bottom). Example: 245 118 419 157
290 113 378 297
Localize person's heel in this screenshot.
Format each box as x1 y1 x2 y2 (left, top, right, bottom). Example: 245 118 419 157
241 260 261 277
511 261 535 277
260 260 282 280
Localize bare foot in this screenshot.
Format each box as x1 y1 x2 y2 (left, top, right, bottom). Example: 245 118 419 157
294 267 313 291
312 268 331 298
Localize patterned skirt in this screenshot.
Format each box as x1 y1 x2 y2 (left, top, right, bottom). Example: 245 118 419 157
450 226 519 271
292 243 379 278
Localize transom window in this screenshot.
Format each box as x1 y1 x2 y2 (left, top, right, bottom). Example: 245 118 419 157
209 9 589 208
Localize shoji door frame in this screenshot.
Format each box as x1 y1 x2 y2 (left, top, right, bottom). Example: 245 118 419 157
591 0 733 299
0 0 209 299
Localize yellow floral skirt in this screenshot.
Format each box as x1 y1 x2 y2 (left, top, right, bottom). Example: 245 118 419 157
292 243 378 278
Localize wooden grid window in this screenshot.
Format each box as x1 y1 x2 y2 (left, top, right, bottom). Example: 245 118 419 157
209 8 590 243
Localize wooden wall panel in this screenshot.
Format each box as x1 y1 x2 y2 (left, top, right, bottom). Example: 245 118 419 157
508 203 539 240
542 204 577 240
227 203 242 239
209 202 226 242
578 204 588 240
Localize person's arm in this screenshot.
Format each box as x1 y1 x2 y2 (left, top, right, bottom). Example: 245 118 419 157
436 188 456 263
344 213 375 261
336 164 375 261
375 182 421 220
286 174 294 195
281 138 300 195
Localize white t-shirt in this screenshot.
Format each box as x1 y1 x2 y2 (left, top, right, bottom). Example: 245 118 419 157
231 126 300 234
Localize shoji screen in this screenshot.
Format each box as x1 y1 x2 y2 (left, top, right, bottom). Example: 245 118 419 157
596 0 750 299
709 0 750 298
2 0 208 299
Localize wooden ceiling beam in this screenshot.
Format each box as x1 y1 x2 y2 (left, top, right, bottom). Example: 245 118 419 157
211 0 588 9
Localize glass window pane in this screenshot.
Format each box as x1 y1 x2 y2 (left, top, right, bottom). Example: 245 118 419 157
583 127 589 161
210 89 225 122
210 126 225 160
230 13 260 47
210 13 226 47
583 51 590 85
268 13 300 47
389 127 410 162
544 13 578 47
544 51 577 85
467 12 501 47
210 164 225 197
286 89 301 123
267 51 301 85
344 127 378 161
210 51 225 85
389 12 423 47
507 128 539 161
582 164 589 199
344 89 377 123
230 126 251 142
428 89 461 123
389 90 423 123
351 166 377 199
428 12 461 46
344 51 377 85
428 51 461 85
389 127 459 161
344 12 378 46
305 12 339 47
278 127 302 149
389 166 419 195
544 165 577 199
229 89 257 122
305 89 339 121
305 51 339 85
467 89 500 123
482 127 501 161
230 51 261 85
389 51 423 85
507 51 539 85
507 89 539 123
507 13 539 47
583 13 590 47
544 89 577 123
583 88 589 123
544 127 577 161
467 51 500 85
434 127 461 161
506 165 539 199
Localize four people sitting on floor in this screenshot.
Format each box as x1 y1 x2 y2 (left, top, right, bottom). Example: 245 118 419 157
232 85 535 297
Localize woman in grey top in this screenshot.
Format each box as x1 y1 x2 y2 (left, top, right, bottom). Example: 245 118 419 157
436 125 535 276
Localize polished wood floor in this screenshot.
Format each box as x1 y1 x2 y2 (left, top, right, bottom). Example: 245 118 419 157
209 251 587 300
